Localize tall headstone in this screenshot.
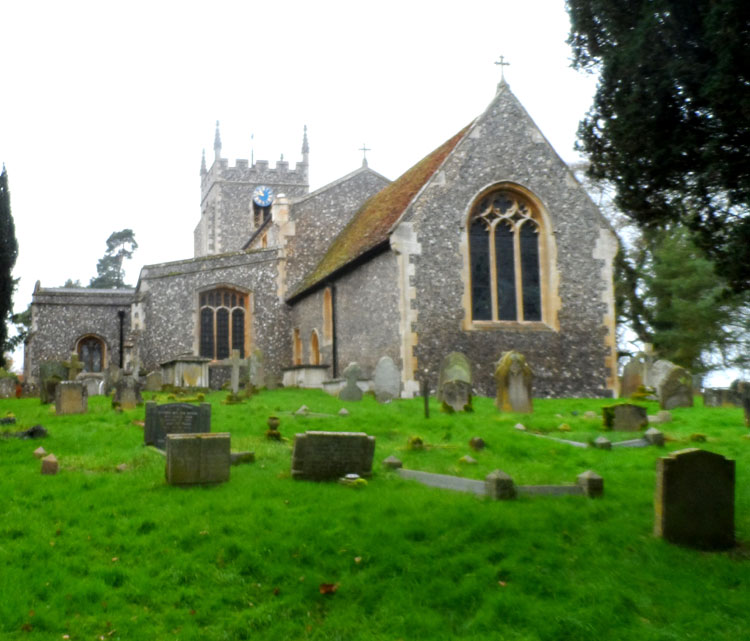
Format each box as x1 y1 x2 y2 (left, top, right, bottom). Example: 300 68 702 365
106 362 123 394
228 349 244 395
620 355 646 397
54 381 88 415
339 362 363 401
166 433 230 485
144 371 162 392
113 375 142 410
291 431 375 480
437 352 473 412
248 349 266 388
494 350 533 413
650 360 693 410
63 352 84 381
655 449 735 549
145 401 212 449
372 356 400 403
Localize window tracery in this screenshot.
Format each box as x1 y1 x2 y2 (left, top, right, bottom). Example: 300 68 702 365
199 287 247 359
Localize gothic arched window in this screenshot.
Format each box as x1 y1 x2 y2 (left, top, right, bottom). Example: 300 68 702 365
77 335 105 372
199 287 247 360
468 189 545 323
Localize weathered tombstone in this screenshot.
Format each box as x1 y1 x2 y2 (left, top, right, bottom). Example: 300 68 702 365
144 371 162 392
54 381 88 415
41 453 59 475
603 403 648 431
372 356 400 403
113 375 142 410
437 352 473 412
494 350 533 413
0 377 16 399
228 349 244 395
291 431 375 480
62 352 85 381
106 362 123 394
166 433 230 485
644 427 665 446
620 355 646 397
339 362 363 401
248 349 266 388
650 360 693 409
382 455 403 469
144 401 212 450
593 436 612 450
655 449 735 549
77 373 105 397
39 361 67 404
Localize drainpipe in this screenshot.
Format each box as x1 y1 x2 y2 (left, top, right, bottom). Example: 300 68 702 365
117 310 125 368
330 283 338 379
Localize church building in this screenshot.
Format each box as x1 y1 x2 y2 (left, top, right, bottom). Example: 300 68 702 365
25 79 619 398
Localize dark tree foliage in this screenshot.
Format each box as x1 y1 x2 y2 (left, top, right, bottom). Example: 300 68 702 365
567 0 750 292
89 229 138 289
0 165 18 352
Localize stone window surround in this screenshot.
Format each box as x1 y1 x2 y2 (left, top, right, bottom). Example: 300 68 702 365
75 334 107 372
461 182 560 332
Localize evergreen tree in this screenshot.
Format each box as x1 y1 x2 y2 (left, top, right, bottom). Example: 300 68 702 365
0 165 18 352
89 229 138 289
567 0 750 292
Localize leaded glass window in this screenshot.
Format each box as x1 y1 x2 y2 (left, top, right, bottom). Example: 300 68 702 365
199 287 247 359
468 189 544 322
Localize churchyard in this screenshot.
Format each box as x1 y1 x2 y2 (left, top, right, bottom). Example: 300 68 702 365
1 388 749 641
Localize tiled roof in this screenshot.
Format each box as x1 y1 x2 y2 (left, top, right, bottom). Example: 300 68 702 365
289 124 471 300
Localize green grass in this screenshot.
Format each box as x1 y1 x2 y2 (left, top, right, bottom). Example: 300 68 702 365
1 390 748 640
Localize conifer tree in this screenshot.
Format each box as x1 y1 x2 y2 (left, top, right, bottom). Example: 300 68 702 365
89 229 138 289
0 165 18 352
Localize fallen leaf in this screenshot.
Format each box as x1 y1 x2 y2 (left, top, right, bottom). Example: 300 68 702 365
319 583 339 595
498 581 507 587
111 557 119 562
132 420 145 427
354 557 362 564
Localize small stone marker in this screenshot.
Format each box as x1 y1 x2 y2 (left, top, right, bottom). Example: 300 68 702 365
55 381 88 415
577 470 604 498
382 455 403 469
469 437 486 451
603 403 648 431
593 436 612 450
485 470 516 500
437 352 473 412
33 446 48 458
372 356 401 402
230 451 255 466
144 402 212 449
41 453 59 475
655 449 735 549
339 363 363 401
338 408 350 417
494 350 533 413
459 455 477 465
644 427 665 446
166 433 231 485
113 375 142 410
144 371 162 392
291 431 375 480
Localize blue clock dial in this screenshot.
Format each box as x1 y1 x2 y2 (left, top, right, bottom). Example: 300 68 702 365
253 185 274 207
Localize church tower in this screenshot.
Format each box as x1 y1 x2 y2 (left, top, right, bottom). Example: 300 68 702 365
194 123 310 257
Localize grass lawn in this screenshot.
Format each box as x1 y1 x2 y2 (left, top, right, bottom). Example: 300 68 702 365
1 389 748 641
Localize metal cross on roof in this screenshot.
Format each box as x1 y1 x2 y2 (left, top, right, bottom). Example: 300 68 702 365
495 55 510 81
359 143 371 167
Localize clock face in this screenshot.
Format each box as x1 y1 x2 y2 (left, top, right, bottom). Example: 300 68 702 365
253 185 274 207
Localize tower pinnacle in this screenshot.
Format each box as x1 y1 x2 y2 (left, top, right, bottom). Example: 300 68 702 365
302 125 309 161
214 121 222 160
200 149 207 176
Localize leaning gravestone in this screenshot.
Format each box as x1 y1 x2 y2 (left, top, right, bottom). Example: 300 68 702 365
437 352 473 412
494 350 533 413
144 371 162 392
620 355 646 398
339 362 363 401
603 403 648 431
55 381 88 415
113 375 142 410
39 361 68 404
166 432 230 485
655 448 735 549
650 360 693 409
372 356 400 403
291 431 375 480
144 401 212 450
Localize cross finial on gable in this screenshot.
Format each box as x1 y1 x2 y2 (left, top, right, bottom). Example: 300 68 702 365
359 143 371 167
495 55 510 83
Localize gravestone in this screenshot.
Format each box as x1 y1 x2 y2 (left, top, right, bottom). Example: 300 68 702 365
39 361 67 404
113 375 142 410
437 352 473 412
650 360 693 409
55 381 88 415
494 350 533 413
77 373 105 397
144 401 212 450
655 448 735 549
339 362 363 401
603 403 648 431
0 377 15 399
106 363 123 394
166 432 230 485
144 371 162 392
291 431 375 480
62 352 85 381
248 349 266 388
372 356 400 403
228 349 245 395
620 355 646 397
41 453 59 475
